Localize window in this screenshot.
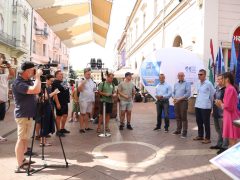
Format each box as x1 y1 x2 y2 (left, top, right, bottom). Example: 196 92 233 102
22 24 27 43
12 21 16 37
135 24 138 40
32 40 36 53
43 44 46 56
34 17 37 29
154 0 158 17
0 14 4 32
143 13 146 31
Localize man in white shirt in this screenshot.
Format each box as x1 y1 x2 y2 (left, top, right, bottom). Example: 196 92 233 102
78 68 96 133
0 56 15 142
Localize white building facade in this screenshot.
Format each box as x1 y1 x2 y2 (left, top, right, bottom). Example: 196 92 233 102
115 0 240 87
0 0 32 66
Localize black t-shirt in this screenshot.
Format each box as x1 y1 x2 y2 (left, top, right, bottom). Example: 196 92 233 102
52 80 70 104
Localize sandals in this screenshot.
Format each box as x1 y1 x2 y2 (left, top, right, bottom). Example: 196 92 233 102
14 164 35 173
22 158 35 165
96 128 101 133
39 143 52 147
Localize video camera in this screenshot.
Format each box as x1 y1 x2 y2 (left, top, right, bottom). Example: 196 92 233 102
37 63 58 82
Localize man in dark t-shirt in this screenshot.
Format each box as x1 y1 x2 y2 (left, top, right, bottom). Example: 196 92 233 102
12 61 42 173
52 70 70 137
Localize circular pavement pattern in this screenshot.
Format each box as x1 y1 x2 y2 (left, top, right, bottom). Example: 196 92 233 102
92 141 167 168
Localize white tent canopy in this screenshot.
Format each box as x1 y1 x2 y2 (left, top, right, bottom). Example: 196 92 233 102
114 68 139 78
27 0 113 48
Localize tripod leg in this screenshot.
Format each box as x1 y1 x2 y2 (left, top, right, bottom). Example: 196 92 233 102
49 104 68 167
27 119 37 176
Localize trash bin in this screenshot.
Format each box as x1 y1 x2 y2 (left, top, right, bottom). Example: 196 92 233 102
188 96 196 114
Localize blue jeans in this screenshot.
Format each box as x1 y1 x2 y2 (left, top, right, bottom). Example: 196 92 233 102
156 100 169 129
214 117 229 149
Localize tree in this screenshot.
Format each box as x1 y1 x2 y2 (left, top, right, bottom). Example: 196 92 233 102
68 65 77 79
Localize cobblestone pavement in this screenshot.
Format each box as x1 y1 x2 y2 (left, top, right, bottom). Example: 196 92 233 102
0 101 230 180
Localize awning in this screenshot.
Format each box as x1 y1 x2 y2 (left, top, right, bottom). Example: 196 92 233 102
27 0 112 48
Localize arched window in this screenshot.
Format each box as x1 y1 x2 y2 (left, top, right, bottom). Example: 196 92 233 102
0 14 4 32
173 35 183 47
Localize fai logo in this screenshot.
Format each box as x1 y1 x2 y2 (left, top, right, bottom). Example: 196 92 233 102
185 66 196 73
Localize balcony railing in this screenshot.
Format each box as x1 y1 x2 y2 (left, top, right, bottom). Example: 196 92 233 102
35 28 48 38
0 31 16 47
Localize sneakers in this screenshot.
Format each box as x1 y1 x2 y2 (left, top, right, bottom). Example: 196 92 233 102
119 125 124 130
210 145 221 149
153 127 161 131
60 129 70 134
172 131 181 135
164 128 169 133
0 136 7 142
127 124 133 130
79 129 85 133
85 128 93 131
217 148 227 154
56 131 65 137
181 133 187 138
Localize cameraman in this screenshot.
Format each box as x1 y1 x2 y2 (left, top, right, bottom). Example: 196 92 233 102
0 56 14 142
12 61 42 173
52 70 70 137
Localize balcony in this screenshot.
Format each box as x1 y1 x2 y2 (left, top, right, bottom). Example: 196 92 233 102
0 31 16 47
35 28 48 38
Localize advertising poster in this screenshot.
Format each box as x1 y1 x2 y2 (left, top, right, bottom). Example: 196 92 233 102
140 47 204 103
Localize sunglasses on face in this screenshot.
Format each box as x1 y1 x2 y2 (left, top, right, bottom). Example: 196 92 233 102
198 74 204 76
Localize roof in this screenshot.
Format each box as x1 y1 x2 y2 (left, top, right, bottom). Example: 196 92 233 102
27 0 113 48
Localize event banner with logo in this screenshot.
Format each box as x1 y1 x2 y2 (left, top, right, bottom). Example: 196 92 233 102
140 47 204 103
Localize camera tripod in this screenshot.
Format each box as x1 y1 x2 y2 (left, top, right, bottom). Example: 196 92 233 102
27 83 68 175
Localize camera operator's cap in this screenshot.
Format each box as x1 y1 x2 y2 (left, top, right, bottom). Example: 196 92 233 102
21 61 35 71
125 72 133 77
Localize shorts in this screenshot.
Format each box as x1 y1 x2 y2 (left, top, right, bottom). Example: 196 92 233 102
56 103 68 116
16 118 33 140
80 101 93 114
99 102 113 114
120 101 133 111
72 102 80 112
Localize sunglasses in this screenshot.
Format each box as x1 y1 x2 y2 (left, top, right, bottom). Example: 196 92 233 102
198 74 204 76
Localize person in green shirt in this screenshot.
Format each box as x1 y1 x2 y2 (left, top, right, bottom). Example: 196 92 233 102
97 73 117 133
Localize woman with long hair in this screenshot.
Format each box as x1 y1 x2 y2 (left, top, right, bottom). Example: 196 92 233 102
216 72 240 148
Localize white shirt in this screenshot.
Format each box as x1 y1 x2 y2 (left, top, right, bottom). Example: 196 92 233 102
0 74 8 102
78 78 96 102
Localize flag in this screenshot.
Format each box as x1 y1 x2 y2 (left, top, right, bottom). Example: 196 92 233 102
216 44 225 74
208 58 214 85
230 38 237 72
210 39 215 79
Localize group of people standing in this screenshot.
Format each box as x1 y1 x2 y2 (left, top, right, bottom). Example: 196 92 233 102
3 59 239 173
154 69 240 155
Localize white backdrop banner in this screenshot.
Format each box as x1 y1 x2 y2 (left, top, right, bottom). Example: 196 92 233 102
140 47 204 104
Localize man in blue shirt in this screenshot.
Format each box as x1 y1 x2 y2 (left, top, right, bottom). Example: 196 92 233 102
172 72 191 138
154 74 172 132
194 69 215 144
12 61 42 173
